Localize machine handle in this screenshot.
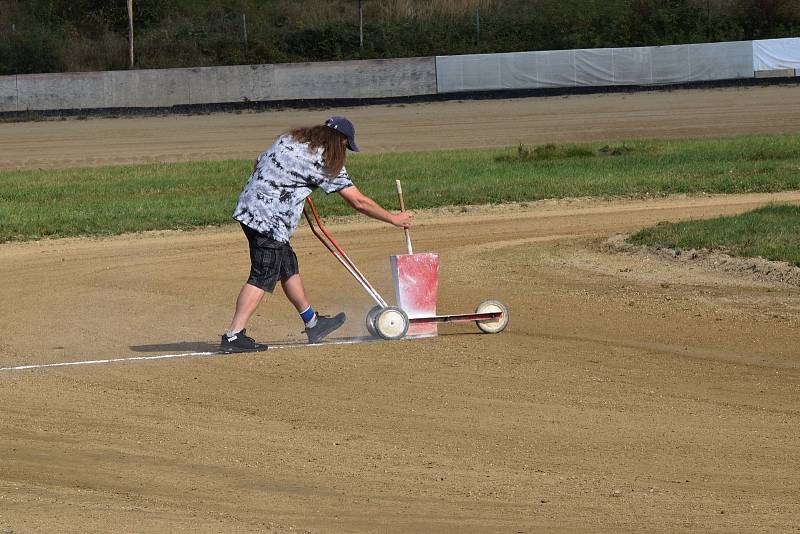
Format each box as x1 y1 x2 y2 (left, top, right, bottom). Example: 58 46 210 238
396 180 413 255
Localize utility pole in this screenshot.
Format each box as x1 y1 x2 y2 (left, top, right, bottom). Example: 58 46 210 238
476 7 480 45
359 0 364 49
127 0 134 68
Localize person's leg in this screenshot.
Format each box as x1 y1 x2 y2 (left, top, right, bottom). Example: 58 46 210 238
227 283 266 334
281 273 346 343
281 274 320 328
281 274 310 313
279 245 345 343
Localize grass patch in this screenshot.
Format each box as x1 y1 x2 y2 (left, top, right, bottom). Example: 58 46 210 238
1 133 799 242
495 142 654 161
496 143 596 161
629 204 800 267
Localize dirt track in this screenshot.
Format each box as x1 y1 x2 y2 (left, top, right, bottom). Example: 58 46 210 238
3 84 800 170
1 86 800 533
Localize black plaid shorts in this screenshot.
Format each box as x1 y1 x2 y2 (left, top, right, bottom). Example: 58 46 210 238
240 223 299 292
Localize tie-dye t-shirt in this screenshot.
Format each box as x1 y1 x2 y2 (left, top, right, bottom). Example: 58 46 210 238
233 134 354 243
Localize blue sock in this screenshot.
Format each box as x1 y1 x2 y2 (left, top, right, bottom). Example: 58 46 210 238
300 306 317 326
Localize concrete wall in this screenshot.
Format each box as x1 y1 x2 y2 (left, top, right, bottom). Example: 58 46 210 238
111 68 188 108
1 39 798 113
0 56 437 112
271 57 437 100
186 64 273 104
15 71 115 110
0 75 17 111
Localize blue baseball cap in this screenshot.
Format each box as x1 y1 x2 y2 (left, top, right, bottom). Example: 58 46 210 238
324 116 359 152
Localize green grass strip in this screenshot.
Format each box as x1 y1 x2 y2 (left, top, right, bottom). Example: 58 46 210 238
1 133 799 242
629 204 800 266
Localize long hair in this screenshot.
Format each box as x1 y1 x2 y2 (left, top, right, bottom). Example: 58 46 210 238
287 125 347 176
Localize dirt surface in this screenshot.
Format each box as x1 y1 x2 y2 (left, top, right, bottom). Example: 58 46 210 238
2 84 800 171
2 87 800 533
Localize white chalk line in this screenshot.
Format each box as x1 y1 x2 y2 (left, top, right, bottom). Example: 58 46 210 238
0 337 378 373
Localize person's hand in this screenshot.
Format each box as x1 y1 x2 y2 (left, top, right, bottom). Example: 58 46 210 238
392 211 412 228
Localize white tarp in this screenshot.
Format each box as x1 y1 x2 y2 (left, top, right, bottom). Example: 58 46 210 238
436 41 754 93
753 37 800 70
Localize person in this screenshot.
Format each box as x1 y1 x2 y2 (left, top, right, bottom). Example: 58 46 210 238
221 116 412 352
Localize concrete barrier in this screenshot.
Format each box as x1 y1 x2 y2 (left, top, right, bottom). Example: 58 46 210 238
271 57 437 99
16 71 114 110
6 56 437 112
186 64 273 104
1 41 796 113
0 75 17 112
111 68 189 108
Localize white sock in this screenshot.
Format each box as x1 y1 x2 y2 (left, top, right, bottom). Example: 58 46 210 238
305 314 318 328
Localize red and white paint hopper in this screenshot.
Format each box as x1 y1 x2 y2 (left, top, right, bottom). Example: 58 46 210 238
303 181 509 341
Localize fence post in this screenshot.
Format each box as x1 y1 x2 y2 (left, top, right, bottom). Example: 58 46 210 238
242 13 248 46
127 0 134 68
475 7 480 45
359 0 364 49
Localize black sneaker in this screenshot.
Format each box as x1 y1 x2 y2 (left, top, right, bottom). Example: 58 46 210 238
305 312 346 344
220 329 267 353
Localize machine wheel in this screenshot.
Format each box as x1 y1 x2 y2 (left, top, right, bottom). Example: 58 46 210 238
475 299 509 334
374 306 409 340
365 305 383 338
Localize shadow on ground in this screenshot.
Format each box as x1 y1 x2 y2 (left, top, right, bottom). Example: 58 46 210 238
129 335 382 353
130 341 221 353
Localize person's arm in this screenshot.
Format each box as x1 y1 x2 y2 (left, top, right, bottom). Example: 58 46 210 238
338 186 411 228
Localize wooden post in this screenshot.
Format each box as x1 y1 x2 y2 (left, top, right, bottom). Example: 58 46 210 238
359 0 364 49
475 6 480 45
127 0 134 68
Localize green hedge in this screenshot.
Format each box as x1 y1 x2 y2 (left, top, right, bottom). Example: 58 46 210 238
2 0 800 75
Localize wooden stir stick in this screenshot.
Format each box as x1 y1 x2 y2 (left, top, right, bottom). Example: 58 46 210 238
395 180 413 255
